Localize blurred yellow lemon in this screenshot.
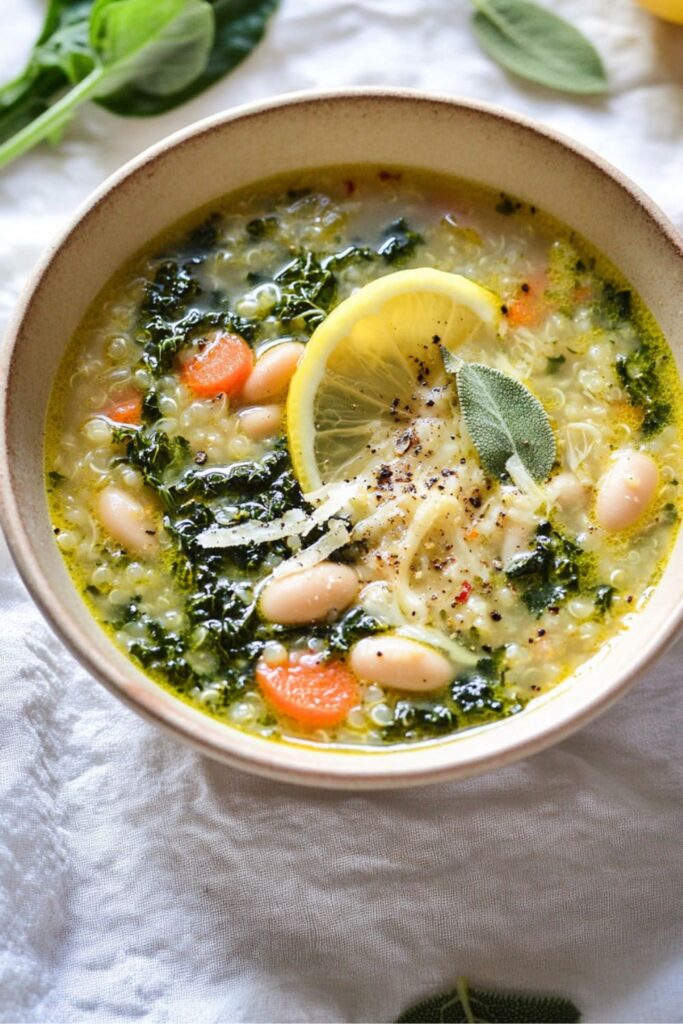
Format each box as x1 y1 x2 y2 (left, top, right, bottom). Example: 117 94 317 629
636 0 683 23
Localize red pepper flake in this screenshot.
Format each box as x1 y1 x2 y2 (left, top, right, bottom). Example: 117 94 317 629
344 179 356 196
455 581 472 605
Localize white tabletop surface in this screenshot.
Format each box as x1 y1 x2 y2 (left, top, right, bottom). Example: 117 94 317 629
2 2 683 1022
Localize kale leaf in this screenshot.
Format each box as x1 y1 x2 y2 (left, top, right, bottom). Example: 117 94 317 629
246 214 279 239
594 584 615 615
505 521 589 616
600 281 632 326
383 700 458 742
616 338 672 436
378 217 424 265
451 648 520 718
323 245 375 271
142 259 202 320
112 425 191 511
325 607 385 654
273 252 337 332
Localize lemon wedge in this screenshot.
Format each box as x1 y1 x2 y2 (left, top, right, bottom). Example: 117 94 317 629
286 268 501 492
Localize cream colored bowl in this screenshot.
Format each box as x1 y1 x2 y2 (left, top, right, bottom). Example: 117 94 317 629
2 90 683 789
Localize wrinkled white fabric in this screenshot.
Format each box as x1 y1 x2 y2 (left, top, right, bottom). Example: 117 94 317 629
1 2 683 1021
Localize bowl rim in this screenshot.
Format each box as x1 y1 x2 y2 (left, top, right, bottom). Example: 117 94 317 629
2 86 683 789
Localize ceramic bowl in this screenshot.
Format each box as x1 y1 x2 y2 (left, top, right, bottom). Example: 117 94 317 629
2 89 683 789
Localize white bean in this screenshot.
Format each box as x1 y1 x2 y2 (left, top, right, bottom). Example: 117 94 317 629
239 404 283 441
547 471 588 511
596 450 658 531
96 486 158 557
259 562 358 625
241 341 305 404
349 634 455 693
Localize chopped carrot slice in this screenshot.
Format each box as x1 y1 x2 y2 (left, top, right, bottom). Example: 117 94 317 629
256 653 359 728
505 272 549 328
103 391 142 425
181 331 254 398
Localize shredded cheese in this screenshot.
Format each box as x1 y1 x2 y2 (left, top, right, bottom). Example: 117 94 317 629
196 483 356 549
270 520 352 578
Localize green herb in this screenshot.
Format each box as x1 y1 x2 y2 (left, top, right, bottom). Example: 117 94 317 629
455 362 556 482
594 584 615 615
323 245 375 272
396 975 580 1023
546 354 566 375
325 607 384 654
616 338 672 437
384 700 458 742
141 386 160 424
506 520 589 616
470 0 607 96
599 282 632 326
451 647 520 717
378 217 424 265
0 0 279 168
245 214 279 240
274 252 337 332
112 424 191 510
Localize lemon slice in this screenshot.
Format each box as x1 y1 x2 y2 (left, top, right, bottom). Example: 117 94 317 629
286 268 501 492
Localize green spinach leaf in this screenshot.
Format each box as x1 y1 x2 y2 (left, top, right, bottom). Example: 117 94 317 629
0 0 279 168
100 0 280 115
470 0 607 95
0 1 93 144
89 0 215 99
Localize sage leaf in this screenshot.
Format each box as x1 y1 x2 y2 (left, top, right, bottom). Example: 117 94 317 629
470 0 607 96
396 976 580 1023
456 362 556 482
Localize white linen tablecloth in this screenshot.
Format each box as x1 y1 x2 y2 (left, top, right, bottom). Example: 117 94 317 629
2 2 683 1021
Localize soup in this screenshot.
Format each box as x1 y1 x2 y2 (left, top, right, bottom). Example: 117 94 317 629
45 167 683 747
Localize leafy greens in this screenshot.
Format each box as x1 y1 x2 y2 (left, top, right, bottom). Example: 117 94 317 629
0 0 279 168
469 0 607 95
454 361 556 483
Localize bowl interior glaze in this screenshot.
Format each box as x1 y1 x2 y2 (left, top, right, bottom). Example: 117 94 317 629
2 90 683 788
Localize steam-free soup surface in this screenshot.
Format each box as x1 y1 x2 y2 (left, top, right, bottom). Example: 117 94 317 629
46 167 682 746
